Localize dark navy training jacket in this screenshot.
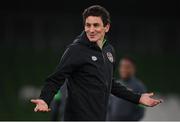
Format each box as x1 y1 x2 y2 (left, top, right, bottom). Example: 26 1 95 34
39 31 141 120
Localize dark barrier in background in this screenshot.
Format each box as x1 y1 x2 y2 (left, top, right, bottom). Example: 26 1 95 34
0 0 179 120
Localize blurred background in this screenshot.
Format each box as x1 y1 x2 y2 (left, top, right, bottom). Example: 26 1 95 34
0 0 180 120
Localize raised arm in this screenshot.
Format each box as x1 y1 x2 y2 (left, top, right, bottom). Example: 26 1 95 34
31 44 82 112
111 79 162 107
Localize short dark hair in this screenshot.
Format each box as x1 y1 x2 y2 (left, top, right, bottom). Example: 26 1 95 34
82 5 111 26
120 56 136 67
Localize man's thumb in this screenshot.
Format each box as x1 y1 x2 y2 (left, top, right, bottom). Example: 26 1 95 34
148 92 154 97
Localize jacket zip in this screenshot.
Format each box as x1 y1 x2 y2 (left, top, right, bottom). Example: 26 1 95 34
101 49 109 109
94 40 109 108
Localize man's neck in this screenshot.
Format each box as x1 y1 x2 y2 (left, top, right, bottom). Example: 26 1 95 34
96 40 103 49
96 37 106 49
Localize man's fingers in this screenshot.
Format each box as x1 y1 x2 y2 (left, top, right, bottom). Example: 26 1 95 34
154 100 160 104
31 99 39 104
151 98 160 103
34 107 45 112
150 99 162 107
33 105 50 112
153 99 160 103
153 98 163 103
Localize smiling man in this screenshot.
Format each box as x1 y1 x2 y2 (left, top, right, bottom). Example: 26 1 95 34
31 5 162 120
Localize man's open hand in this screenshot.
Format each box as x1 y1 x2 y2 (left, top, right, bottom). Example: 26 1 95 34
139 93 163 107
31 99 51 112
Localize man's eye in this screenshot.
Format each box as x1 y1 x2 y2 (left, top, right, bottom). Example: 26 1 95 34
94 24 99 27
86 24 91 27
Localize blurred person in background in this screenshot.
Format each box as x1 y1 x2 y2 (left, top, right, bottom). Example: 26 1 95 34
50 91 62 120
50 82 67 121
31 5 162 120
107 56 147 121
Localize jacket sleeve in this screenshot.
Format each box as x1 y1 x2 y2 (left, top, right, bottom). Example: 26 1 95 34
39 44 82 106
111 79 141 104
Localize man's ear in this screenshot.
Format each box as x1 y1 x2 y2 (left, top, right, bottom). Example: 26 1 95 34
105 23 110 33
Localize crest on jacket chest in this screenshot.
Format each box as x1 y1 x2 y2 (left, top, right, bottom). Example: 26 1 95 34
106 52 114 63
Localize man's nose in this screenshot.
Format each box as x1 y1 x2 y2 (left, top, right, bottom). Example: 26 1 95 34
89 26 95 33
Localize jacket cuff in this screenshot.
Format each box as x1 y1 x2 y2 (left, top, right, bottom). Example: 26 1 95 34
39 92 52 107
132 93 141 104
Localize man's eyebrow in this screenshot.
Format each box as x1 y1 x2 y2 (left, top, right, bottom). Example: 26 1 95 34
93 23 99 25
85 22 99 25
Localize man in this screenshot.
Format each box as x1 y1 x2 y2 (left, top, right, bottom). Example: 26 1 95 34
107 57 147 121
31 5 162 120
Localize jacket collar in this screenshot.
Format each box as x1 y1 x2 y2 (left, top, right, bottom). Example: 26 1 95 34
74 31 109 51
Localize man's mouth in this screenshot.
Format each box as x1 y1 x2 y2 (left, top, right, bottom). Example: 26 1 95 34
89 35 95 38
